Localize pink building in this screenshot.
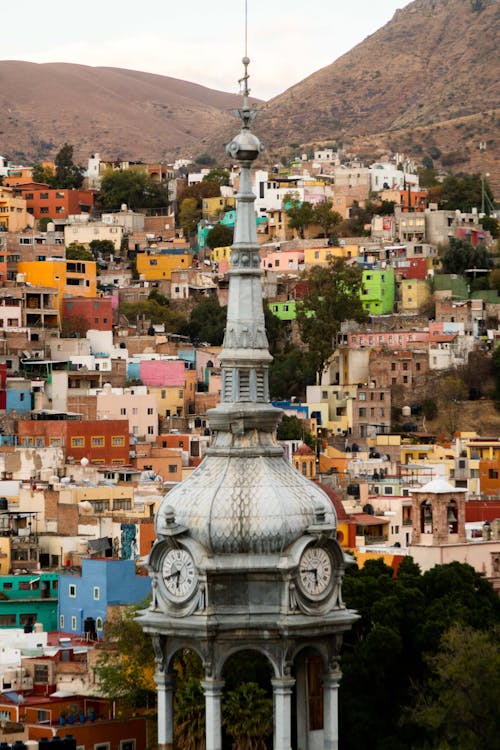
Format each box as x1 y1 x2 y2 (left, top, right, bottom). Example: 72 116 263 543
261 250 304 272
139 359 185 387
341 330 429 350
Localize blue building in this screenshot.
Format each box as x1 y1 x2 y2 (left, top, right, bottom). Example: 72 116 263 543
58 559 151 637
6 382 32 413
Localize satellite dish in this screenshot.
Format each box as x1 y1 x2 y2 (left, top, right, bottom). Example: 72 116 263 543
80 457 89 467
78 501 93 514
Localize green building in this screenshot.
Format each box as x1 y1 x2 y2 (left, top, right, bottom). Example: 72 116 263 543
361 267 395 315
0 573 59 631
268 300 297 321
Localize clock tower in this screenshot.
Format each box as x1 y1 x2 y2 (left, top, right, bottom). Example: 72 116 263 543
139 55 358 750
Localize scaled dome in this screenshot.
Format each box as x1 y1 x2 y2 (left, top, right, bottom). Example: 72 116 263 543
156 453 336 554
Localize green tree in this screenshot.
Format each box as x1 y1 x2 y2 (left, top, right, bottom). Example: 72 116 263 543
312 199 342 237
344 200 374 236
66 242 93 261
99 168 168 210
481 214 499 238
285 199 315 238
441 237 493 275
408 625 500 750
269 347 316 400
277 414 316 449
439 173 494 212
340 560 500 750
89 239 116 258
181 296 227 345
174 678 206 750
54 143 85 189
297 258 367 382
32 163 56 186
94 602 156 709
119 297 187 332
223 682 273 750
178 197 201 240
203 169 230 187
178 180 221 206
205 224 234 250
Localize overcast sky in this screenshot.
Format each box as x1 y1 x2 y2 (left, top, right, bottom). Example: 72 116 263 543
3 1 409 100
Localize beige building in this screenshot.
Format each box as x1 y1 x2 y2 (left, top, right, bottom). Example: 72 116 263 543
96 385 159 442
64 221 124 251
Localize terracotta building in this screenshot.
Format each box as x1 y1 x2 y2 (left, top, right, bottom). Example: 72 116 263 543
17 418 130 464
62 295 113 333
13 183 95 220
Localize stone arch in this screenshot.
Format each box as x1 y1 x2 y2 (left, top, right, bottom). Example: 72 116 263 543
219 644 280 680
420 499 433 533
447 498 459 534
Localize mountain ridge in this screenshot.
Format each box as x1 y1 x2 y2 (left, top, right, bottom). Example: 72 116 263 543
0 0 498 192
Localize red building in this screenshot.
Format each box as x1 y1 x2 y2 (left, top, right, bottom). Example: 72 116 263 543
17 418 130 464
62 296 113 333
394 257 428 280
13 183 95 220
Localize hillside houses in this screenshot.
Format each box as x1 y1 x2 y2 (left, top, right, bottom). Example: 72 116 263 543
0 148 499 747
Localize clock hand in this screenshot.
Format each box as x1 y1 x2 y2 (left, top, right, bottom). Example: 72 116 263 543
165 570 181 581
300 568 318 575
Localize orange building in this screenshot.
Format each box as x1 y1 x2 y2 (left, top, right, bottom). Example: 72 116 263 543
13 183 95 220
17 418 130 464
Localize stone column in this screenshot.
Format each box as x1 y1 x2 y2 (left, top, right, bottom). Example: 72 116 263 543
272 677 295 750
323 669 342 750
155 671 175 750
202 678 225 750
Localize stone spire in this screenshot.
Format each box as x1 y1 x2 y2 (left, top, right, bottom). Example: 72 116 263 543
207 55 281 436
155 56 336 555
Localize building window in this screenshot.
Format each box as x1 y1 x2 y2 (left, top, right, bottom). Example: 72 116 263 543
50 437 62 447
120 742 135 750
93 587 100 600
113 498 132 510
96 617 103 630
90 499 109 512
91 436 105 447
147 407 154 415
71 616 77 631
147 425 154 434
120 407 126 415
359 408 366 417
71 437 85 448
0 614 16 626
358 392 366 401
111 436 125 447
34 665 49 683
69 584 76 598
168 464 177 473
59 615 64 629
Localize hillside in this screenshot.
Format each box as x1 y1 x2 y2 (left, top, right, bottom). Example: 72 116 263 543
223 0 500 192
0 62 250 164
0 0 498 193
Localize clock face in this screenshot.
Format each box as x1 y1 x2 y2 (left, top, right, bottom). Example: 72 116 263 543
161 548 197 602
297 545 333 600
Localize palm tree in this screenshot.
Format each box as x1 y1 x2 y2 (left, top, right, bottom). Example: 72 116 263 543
223 682 273 750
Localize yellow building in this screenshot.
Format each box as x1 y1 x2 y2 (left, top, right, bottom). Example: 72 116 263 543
136 250 193 281
304 244 359 267
0 186 34 231
149 371 197 419
211 245 232 266
0 536 10 574
202 196 235 221
399 278 430 312
17 259 97 312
